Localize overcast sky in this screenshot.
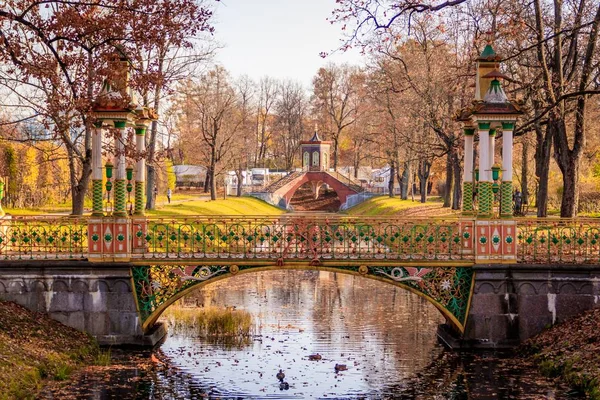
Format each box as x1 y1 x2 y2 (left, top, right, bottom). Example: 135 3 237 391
213 0 365 88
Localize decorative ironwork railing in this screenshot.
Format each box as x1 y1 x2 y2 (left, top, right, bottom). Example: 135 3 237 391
132 216 471 263
516 218 600 264
0 215 599 264
0 216 88 260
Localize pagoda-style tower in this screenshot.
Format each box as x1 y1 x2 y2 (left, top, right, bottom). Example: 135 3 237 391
89 53 157 261
301 131 331 172
457 44 523 262
459 44 523 218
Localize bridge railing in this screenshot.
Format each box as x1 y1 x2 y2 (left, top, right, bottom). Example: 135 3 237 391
0 216 88 260
516 218 600 264
1 215 598 264
132 215 473 263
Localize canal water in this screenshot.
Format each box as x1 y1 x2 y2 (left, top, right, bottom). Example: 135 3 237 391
42 270 578 399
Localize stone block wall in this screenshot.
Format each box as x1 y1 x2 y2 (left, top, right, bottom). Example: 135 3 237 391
460 264 600 348
0 261 159 345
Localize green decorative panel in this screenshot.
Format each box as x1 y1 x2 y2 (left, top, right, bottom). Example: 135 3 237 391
517 220 600 263
478 182 493 217
463 182 474 214
134 181 145 215
374 266 474 328
92 179 103 216
0 217 88 260
135 217 472 262
500 181 513 217
132 264 475 333
114 179 126 216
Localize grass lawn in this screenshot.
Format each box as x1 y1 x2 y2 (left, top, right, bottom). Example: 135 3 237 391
3 206 73 216
344 195 455 217
148 195 285 217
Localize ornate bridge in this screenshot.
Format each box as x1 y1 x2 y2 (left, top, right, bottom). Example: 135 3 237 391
1 214 600 348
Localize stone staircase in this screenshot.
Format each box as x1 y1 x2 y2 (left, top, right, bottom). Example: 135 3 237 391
324 171 365 193
264 171 305 193
261 170 365 196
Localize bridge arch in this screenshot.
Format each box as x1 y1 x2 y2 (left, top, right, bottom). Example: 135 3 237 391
132 263 474 335
281 172 359 207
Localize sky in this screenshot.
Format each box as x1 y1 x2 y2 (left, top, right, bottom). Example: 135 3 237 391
213 0 366 88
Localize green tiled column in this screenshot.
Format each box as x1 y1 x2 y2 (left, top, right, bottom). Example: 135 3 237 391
114 179 127 217
134 126 146 216
134 181 145 216
478 181 493 217
500 181 513 218
463 181 474 214
92 179 104 216
462 128 475 216
113 120 127 217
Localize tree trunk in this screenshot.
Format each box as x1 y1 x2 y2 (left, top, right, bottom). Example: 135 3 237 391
353 145 360 179
443 151 453 207
145 117 160 210
534 123 552 217
388 160 395 198
210 169 217 200
521 140 529 205
417 160 431 203
552 109 587 218
235 168 243 197
419 178 428 203
552 115 581 217
204 167 211 193
451 151 462 210
400 163 409 200
209 144 217 200
332 136 339 171
146 165 157 209
67 143 92 216
559 158 579 217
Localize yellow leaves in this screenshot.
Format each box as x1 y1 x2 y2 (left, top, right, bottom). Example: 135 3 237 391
21 147 39 188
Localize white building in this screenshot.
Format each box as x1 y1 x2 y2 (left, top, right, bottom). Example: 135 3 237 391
173 165 207 188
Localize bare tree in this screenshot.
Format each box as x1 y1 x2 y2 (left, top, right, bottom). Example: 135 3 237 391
273 80 307 171
179 67 243 200
312 64 361 171
255 76 278 166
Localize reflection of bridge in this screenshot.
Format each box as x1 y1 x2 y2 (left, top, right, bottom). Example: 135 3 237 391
0 215 599 348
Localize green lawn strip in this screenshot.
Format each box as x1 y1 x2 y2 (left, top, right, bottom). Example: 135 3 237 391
0 301 101 399
4 207 73 216
344 196 442 216
148 196 285 217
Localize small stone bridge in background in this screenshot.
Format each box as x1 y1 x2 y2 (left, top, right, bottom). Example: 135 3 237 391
0 215 599 348
250 170 367 210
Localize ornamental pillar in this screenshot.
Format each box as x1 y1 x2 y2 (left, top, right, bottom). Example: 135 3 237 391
489 128 496 173
113 120 127 217
462 128 475 215
134 125 146 215
477 122 493 217
91 123 104 216
500 122 515 218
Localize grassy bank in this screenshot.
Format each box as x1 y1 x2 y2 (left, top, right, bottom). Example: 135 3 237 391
345 195 458 217
0 301 104 399
525 308 600 399
148 196 285 217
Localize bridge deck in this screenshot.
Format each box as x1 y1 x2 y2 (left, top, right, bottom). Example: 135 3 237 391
0 215 599 264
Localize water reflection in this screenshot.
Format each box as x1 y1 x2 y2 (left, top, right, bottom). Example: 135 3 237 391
40 269 578 399
157 270 443 398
